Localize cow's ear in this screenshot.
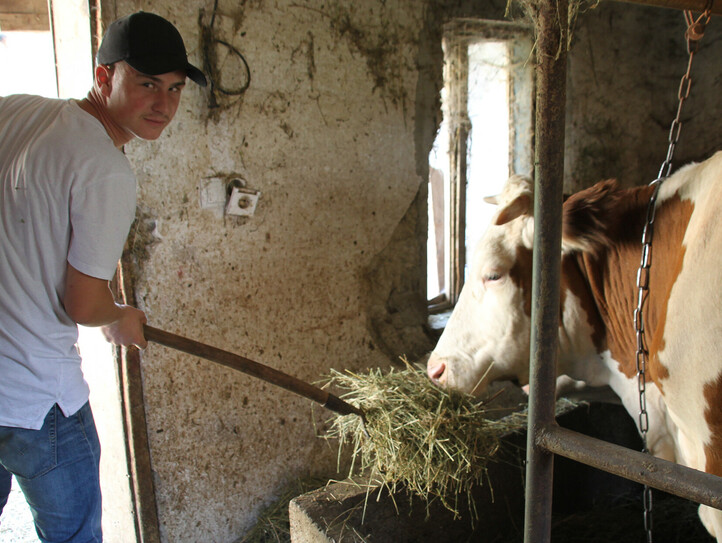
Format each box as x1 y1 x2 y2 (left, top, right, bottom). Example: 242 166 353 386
494 193 532 226
483 195 498 205
561 179 619 253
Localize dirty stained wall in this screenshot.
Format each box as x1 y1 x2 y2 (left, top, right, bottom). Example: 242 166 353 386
565 3 722 191
104 0 468 541
99 0 722 541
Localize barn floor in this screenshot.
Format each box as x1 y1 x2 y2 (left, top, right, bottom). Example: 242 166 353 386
289 402 717 543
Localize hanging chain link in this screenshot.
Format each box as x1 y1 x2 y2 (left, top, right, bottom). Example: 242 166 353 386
634 5 712 543
635 179 659 543
655 6 714 182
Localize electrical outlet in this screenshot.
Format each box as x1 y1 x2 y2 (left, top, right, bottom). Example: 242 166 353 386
226 186 260 216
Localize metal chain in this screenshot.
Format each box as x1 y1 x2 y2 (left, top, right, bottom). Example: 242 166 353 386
634 181 659 543
634 5 712 542
655 6 714 182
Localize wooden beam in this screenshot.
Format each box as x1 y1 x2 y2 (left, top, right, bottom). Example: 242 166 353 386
115 261 162 543
0 0 49 31
615 0 722 15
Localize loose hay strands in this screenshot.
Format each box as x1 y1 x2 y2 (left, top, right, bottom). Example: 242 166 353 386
238 477 328 543
321 359 531 522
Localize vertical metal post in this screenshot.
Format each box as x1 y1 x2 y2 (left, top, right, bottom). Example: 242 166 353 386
523 1 568 542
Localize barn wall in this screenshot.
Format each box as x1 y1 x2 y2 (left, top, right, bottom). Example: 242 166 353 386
565 2 722 192
102 0 506 541
97 0 721 541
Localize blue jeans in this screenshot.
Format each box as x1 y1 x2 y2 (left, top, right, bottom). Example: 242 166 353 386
0 402 102 542
0 461 11 515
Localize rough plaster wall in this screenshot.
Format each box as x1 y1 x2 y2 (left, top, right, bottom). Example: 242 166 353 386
565 2 722 193
105 0 445 541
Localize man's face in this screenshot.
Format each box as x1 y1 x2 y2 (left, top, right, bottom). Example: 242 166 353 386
103 62 186 141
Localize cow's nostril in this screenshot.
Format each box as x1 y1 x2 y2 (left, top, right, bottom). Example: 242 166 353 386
428 362 446 383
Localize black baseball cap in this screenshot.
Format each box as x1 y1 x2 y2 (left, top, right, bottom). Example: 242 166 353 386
97 12 207 87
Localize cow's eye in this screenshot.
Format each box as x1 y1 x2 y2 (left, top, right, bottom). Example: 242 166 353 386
484 273 502 283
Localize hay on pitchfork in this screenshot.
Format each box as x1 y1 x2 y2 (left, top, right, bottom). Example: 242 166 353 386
320 360 543 522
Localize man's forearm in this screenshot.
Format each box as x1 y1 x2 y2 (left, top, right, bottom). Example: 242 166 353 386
63 263 123 326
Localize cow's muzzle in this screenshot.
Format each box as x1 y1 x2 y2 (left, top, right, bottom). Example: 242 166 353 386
427 355 447 385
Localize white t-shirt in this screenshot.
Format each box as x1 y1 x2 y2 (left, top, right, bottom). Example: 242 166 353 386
0 94 137 429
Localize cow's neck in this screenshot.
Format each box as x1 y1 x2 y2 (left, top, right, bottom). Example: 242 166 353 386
556 255 609 385
570 184 693 388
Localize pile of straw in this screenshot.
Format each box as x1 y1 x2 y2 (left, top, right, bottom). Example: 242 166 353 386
321 361 533 520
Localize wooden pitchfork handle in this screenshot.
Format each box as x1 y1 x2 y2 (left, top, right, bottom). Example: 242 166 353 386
143 325 366 422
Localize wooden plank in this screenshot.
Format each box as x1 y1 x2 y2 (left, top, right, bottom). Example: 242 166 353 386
0 0 47 12
0 0 49 31
114 263 161 543
0 12 49 31
616 0 722 15
0 0 48 15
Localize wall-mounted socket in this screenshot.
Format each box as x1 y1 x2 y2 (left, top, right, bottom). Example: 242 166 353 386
226 181 260 217
200 176 261 218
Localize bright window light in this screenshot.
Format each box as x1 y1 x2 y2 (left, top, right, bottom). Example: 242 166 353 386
427 22 533 309
0 31 57 97
465 41 510 282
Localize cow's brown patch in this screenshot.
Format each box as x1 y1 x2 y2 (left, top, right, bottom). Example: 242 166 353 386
509 246 533 317
569 183 655 376
704 374 722 476
642 195 691 391
562 179 622 254
567 182 693 387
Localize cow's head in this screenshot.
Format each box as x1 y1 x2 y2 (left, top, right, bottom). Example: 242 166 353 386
427 175 536 396
427 173 618 396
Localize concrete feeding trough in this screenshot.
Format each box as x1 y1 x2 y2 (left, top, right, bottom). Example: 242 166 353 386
289 400 712 543
289 372 530 542
289 433 526 542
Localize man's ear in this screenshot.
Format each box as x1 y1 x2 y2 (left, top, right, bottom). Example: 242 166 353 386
95 64 113 96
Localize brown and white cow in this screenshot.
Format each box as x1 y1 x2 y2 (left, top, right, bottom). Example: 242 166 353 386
426 151 722 539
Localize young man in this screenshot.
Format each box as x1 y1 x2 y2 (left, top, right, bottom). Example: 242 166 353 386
0 12 206 541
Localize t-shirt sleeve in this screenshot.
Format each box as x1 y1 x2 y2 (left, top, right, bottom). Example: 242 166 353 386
67 171 137 281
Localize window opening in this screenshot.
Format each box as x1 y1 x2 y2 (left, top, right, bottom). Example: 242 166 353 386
466 40 510 281
428 20 533 312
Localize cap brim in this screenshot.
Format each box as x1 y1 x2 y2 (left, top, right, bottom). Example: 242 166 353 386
186 64 207 87
126 56 207 87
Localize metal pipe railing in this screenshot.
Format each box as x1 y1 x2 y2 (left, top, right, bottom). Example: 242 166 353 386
539 425 722 509
524 2 722 542
523 0 568 541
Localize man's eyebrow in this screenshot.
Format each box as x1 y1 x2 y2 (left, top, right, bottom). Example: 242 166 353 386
136 73 186 86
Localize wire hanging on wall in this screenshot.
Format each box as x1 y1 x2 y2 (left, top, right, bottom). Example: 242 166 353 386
200 0 251 111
